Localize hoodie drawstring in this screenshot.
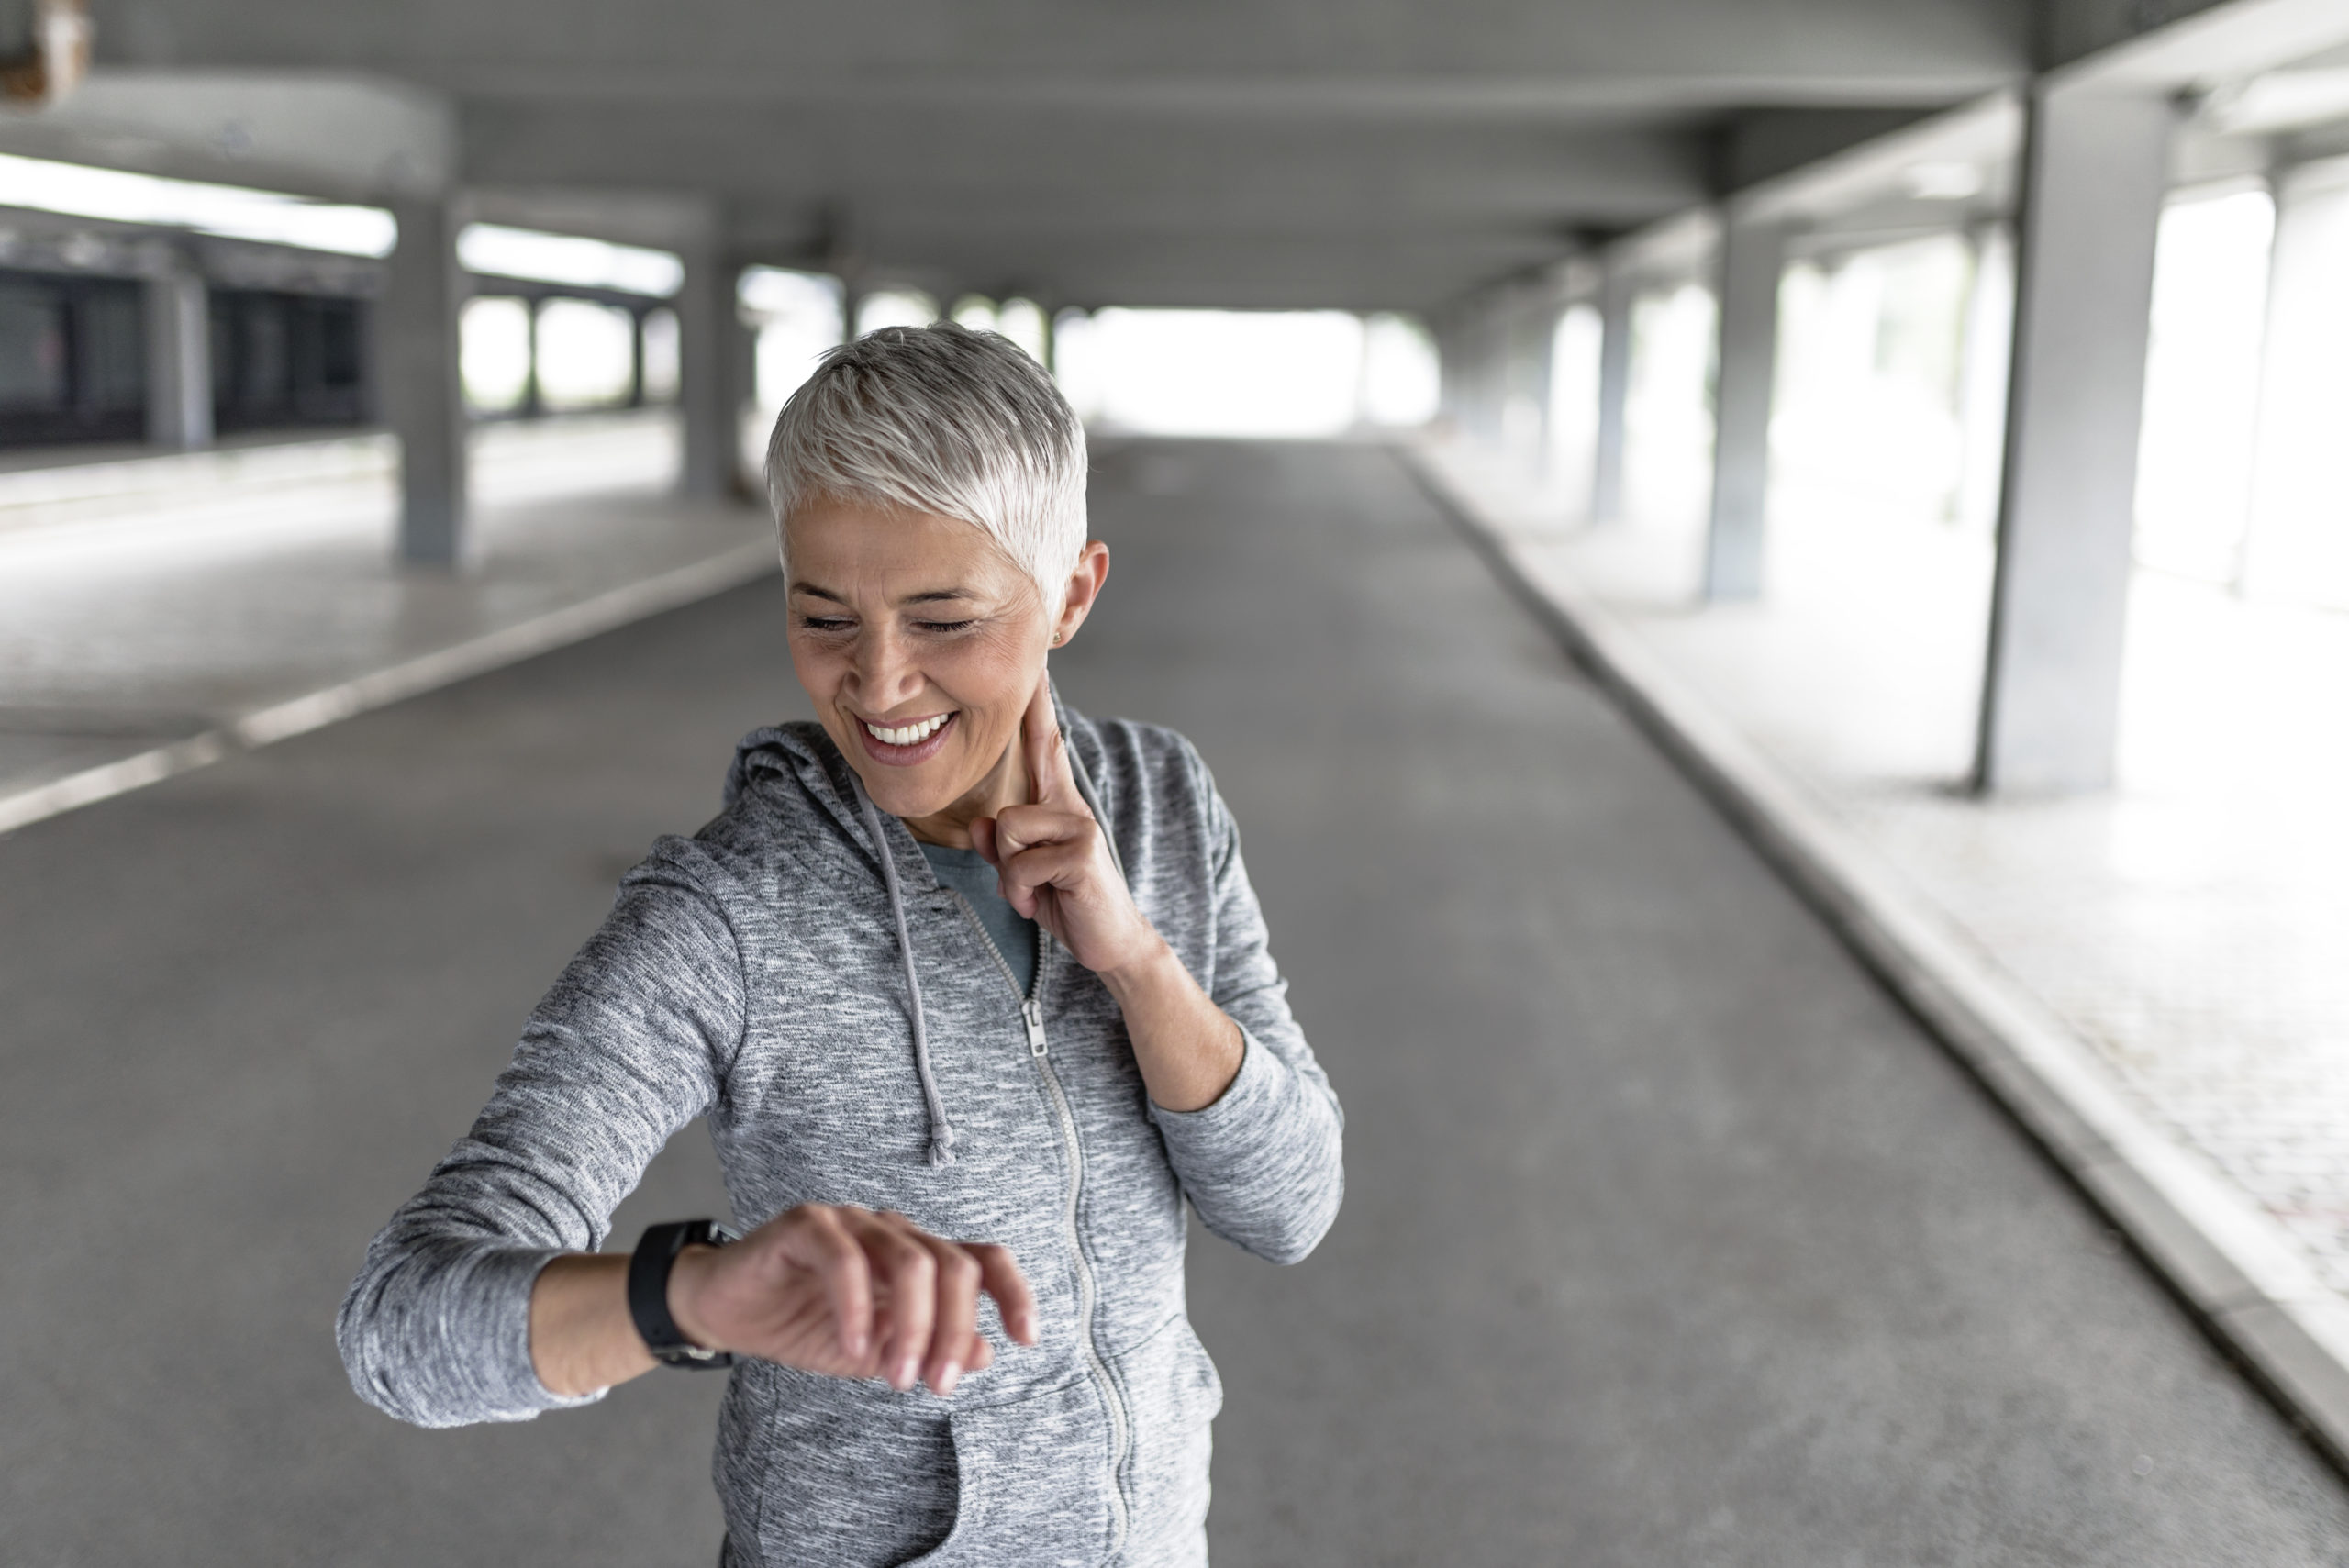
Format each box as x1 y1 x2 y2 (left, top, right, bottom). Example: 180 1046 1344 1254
844 699 1116 1171
852 776 959 1168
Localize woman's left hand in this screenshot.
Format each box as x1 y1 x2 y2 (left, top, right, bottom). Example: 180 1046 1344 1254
971 670 1163 981
975 668 1244 1111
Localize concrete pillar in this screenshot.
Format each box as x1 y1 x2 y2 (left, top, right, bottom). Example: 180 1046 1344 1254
380 198 469 566
142 259 212 450
520 296 542 420
1704 209 1787 600
677 245 741 499
1590 261 1635 524
732 305 760 476
1506 305 1553 471
1973 86 2176 794
629 306 648 408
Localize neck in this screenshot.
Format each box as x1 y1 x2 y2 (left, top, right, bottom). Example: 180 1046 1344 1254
902 740 1030 850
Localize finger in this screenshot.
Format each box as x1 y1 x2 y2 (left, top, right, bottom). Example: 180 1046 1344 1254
1022 670 1077 807
861 1213 938 1392
996 840 1095 920
988 802 1091 865
921 1240 984 1396
969 814 999 870
966 1241 1039 1347
789 1206 874 1365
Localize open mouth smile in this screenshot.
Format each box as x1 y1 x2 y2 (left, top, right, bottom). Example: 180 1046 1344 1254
855 710 958 764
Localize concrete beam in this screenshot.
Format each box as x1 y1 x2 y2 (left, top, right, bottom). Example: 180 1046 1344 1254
141 254 212 451
379 198 469 566
1704 208 1786 600
0 70 455 203
1973 84 2176 794
2040 0 2349 82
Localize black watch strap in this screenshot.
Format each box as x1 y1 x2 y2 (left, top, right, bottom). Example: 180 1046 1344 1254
628 1219 736 1369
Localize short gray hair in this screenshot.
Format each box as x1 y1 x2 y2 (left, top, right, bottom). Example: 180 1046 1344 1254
764 324 1088 611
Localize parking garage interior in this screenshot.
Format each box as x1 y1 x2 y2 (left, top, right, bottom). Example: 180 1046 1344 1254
7 1 2349 1562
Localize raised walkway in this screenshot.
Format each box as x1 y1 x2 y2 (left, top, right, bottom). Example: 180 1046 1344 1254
0 410 774 831
2 439 2345 1563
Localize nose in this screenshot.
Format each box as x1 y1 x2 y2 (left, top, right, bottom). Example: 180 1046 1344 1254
846 623 923 710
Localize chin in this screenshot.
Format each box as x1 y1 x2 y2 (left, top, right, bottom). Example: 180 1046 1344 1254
858 772 954 818
840 749 959 817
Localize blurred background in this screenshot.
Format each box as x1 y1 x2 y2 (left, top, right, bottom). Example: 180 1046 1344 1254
7 1 2349 1563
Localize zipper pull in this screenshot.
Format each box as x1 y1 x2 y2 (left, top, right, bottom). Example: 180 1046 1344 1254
1021 996 1048 1057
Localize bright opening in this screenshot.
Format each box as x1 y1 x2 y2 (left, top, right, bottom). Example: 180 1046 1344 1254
461 296 532 415
2243 157 2349 609
740 268 845 410
0 150 395 257
1546 305 1603 506
1362 314 1441 428
1772 234 1976 529
856 290 939 337
640 308 681 403
2135 184 2276 584
951 295 997 331
1054 309 1369 438
456 225 683 298
534 298 637 412
1621 284 1717 528
996 299 1050 363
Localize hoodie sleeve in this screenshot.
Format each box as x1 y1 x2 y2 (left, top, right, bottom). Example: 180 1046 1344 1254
335 840 746 1428
1148 760 1344 1266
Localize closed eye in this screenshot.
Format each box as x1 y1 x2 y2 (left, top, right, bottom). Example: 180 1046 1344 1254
798 616 855 633
915 619 978 634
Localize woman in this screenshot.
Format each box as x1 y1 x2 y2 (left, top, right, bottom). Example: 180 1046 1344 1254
338 323 1345 1568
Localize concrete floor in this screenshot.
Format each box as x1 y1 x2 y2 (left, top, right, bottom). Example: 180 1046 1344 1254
1429 428 2349 1307
4 439 2347 1564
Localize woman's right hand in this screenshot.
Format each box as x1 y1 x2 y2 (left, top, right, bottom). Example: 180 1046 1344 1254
666 1204 1036 1396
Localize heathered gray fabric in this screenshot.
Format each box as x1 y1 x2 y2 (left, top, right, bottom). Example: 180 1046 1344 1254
918 841 1038 998
336 707 1344 1568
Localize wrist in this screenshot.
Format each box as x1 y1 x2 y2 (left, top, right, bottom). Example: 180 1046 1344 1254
664 1244 727 1353
1097 930 1185 1006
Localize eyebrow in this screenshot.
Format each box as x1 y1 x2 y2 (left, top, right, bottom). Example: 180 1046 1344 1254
788 582 977 606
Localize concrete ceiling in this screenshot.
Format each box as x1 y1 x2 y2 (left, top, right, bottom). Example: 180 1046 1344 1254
79 0 2052 310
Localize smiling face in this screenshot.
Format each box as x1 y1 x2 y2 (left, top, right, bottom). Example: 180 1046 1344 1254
785 496 1107 842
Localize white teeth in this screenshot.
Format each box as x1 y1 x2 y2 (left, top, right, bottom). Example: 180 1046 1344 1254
864 714 951 747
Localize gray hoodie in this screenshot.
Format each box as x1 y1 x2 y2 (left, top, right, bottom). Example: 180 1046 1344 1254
336 707 1345 1568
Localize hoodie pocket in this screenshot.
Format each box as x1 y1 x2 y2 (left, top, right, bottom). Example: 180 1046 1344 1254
901 1376 1120 1568
741 1392 960 1568
1108 1317 1221 1568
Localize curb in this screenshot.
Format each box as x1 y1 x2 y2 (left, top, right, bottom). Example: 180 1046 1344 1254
0 538 778 838
1400 440 2349 1476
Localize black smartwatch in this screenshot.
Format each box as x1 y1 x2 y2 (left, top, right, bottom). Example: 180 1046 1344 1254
628 1219 737 1369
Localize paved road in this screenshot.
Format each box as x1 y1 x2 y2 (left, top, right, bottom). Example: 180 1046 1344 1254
5 440 2346 1565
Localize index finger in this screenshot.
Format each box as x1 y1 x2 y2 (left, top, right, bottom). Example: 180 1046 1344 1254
1022 667 1076 807
965 1240 1038 1346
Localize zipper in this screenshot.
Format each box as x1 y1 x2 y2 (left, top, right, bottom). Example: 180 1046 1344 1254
951 898 1133 1554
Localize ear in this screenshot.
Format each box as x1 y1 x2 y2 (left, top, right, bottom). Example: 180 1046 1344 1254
1047 541 1111 649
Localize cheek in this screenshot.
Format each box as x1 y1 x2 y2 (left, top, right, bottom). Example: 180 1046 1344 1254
785 638 845 704
938 629 1043 716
